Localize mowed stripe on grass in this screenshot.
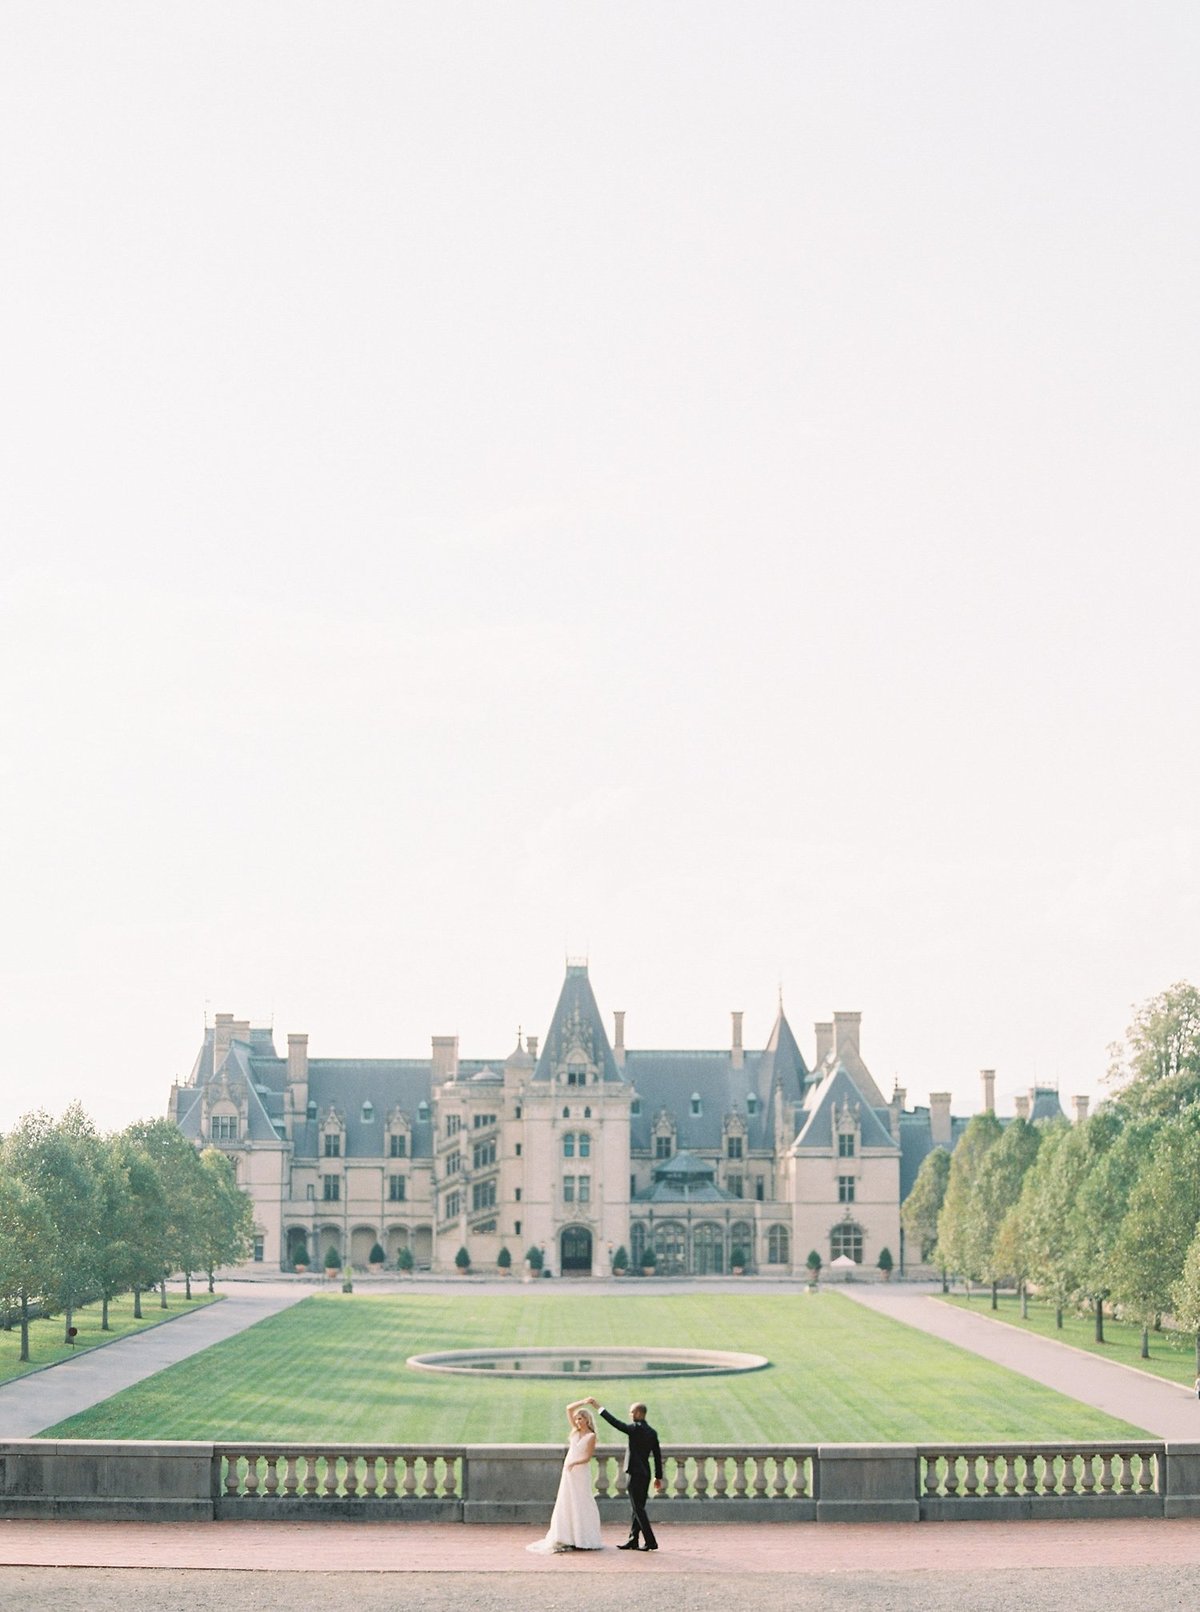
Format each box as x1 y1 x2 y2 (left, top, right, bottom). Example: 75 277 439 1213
42 1290 1150 1443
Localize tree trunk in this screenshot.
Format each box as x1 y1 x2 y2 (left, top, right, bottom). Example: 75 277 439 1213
1021 1282 1028 1319
19 1291 30 1363
185 1269 192 1300
1056 1304 1063 1329
133 1284 142 1320
160 1274 168 1309
1141 1324 1150 1359
63 1297 74 1345
1095 1297 1105 1343
207 1268 215 1294
101 1294 109 1331
991 1280 998 1311
941 1269 949 1294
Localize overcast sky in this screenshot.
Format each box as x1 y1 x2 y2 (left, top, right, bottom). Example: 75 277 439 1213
2 4 1197 1134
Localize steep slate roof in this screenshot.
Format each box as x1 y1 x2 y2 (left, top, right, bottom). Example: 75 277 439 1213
792 1064 898 1154
533 964 623 1084
625 1050 771 1153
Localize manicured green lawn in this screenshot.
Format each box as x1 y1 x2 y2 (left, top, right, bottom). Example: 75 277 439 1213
0 1292 220 1385
44 1290 1148 1442
940 1291 1200 1388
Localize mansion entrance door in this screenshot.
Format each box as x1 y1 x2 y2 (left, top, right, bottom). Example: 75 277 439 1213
560 1225 593 1275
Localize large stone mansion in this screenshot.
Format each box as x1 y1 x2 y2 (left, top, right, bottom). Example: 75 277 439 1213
169 961 1071 1277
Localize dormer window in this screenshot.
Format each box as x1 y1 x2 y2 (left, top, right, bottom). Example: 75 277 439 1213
746 1094 758 1116
323 1133 341 1158
567 1061 586 1086
631 1098 641 1116
306 1100 317 1120
361 1101 374 1124
838 1132 855 1158
211 1113 239 1142
690 1093 702 1117
418 1101 430 1123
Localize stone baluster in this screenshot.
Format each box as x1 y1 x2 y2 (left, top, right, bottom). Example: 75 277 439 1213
302 1455 319 1497
442 1454 458 1497
1098 1452 1115 1494
362 1454 379 1497
1079 1453 1097 1495
282 1454 300 1497
223 1454 240 1497
713 1456 729 1498
751 1454 768 1498
963 1453 980 1495
922 1456 940 1497
421 1455 438 1497
981 1453 999 1496
263 1454 281 1496
244 1452 260 1496
671 1456 688 1498
381 1454 398 1497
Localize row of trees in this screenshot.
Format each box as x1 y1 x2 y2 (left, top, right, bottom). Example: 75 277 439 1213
902 982 1200 1360
0 1106 253 1361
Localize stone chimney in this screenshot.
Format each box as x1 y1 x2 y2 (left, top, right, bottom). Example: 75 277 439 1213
980 1069 996 1114
233 1018 251 1042
1073 1094 1089 1124
613 1011 626 1068
833 1012 861 1063
889 1084 907 1142
213 1012 235 1066
814 1022 833 1066
287 1032 309 1112
1014 1093 1030 1120
731 1011 744 1070
929 1092 952 1148
526 1034 538 1060
432 1035 459 1084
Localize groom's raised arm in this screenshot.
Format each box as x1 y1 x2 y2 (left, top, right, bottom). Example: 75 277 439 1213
597 1405 631 1435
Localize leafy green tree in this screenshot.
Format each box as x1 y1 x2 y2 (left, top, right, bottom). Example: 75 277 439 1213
1107 1111 1200 1356
1107 981 1200 1117
4 1108 103 1344
1069 1108 1153 1342
1170 1224 1200 1375
127 1118 209 1303
975 1116 1041 1307
115 1131 171 1319
1015 1119 1084 1327
197 1147 253 1291
0 1165 53 1361
901 1147 952 1265
937 1111 1003 1292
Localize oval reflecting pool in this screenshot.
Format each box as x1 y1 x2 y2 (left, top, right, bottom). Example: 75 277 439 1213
406 1346 769 1378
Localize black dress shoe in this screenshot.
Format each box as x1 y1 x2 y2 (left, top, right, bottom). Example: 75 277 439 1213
641 1544 658 1551
617 1541 640 1551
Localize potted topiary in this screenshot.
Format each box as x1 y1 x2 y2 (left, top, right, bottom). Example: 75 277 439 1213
877 1247 894 1282
806 1249 822 1291
525 1245 544 1281
497 1245 512 1275
612 1245 629 1277
293 1241 309 1274
730 1247 749 1275
396 1245 415 1276
368 1242 386 1274
323 1247 341 1279
455 1245 471 1275
641 1246 657 1277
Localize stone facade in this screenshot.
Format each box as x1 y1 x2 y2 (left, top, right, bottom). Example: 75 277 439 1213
169 962 1062 1277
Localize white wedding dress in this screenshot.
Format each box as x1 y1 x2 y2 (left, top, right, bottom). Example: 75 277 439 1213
526 1431 603 1553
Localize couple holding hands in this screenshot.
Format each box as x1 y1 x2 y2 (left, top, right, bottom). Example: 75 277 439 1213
526 1395 664 1555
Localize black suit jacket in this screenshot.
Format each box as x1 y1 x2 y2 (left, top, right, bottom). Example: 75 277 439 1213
599 1408 663 1481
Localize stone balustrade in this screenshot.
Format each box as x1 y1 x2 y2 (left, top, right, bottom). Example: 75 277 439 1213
4 1439 1200 1523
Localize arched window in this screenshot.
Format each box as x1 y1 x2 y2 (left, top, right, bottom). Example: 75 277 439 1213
693 1222 724 1276
562 1107 570 1119
578 1133 591 1158
630 1222 647 1266
653 1221 687 1275
583 1106 592 1119
831 1222 863 1264
563 1132 576 1158
768 1225 790 1265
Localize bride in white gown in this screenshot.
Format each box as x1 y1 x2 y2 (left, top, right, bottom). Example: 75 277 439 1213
526 1399 604 1553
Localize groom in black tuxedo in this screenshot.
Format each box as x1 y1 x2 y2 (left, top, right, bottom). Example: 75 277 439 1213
587 1397 663 1551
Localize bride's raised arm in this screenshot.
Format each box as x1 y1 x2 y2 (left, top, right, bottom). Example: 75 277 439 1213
565 1397 591 1427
